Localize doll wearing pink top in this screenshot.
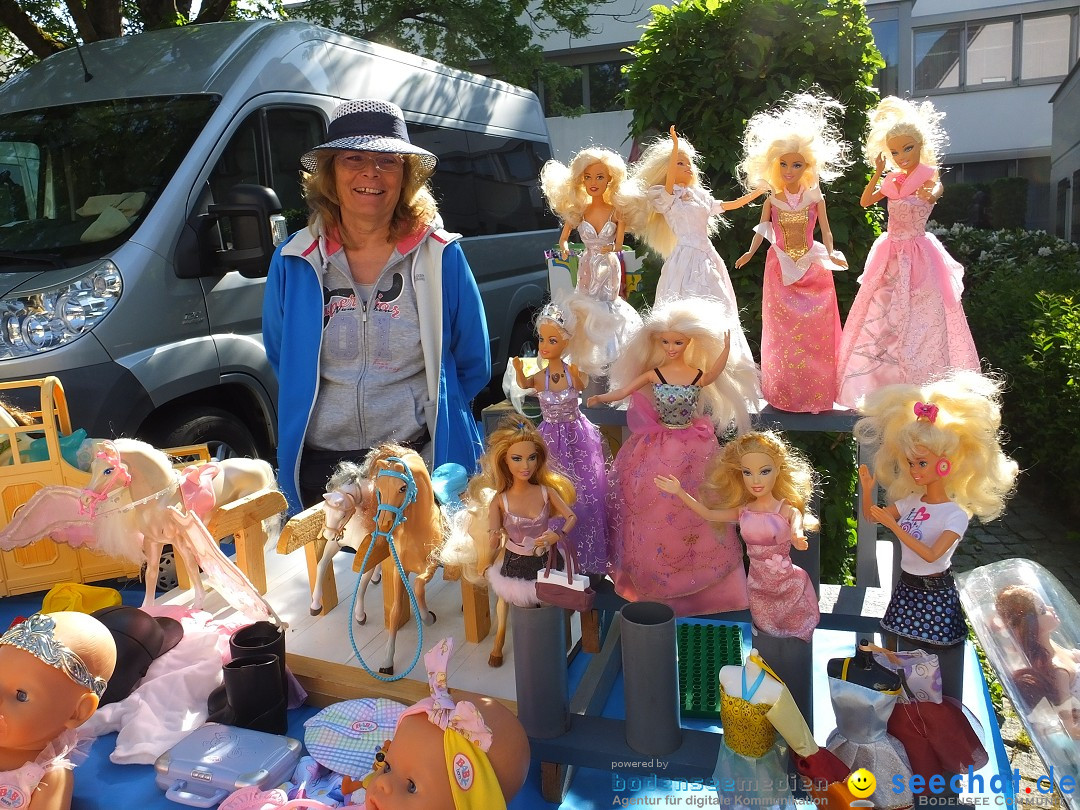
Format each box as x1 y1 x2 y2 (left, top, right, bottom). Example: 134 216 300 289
836 97 980 408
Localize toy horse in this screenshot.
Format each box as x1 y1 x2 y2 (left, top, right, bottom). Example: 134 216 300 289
0 438 282 623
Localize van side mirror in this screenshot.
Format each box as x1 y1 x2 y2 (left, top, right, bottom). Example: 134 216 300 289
203 184 288 278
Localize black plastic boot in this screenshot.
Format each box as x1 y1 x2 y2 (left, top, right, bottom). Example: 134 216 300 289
207 653 287 735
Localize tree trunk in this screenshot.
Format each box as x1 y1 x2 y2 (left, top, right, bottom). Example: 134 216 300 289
0 0 66 58
87 0 123 40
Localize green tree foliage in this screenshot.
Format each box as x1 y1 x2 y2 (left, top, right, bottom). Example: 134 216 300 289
623 0 887 583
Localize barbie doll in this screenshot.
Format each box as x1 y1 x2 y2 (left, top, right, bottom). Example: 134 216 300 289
540 147 642 375
621 126 764 392
855 370 1018 694
440 416 576 666
734 91 850 413
0 612 116 810
587 297 753 616
836 97 980 408
512 302 609 574
656 430 819 641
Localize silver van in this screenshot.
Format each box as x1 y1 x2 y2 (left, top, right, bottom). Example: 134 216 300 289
0 21 556 457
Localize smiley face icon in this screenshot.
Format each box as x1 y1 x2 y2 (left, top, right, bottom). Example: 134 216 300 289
848 768 876 799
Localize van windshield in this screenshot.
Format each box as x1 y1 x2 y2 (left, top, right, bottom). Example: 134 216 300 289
0 95 218 265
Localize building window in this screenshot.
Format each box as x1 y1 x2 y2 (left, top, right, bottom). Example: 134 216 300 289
870 19 900 97
915 12 1076 93
587 61 629 113
1056 179 1069 239
1072 171 1080 244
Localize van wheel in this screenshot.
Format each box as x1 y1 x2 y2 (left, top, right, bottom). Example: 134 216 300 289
508 317 537 360
144 407 260 460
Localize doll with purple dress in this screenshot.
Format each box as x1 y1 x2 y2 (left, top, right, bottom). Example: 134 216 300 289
587 297 754 616
512 302 610 575
836 97 980 408
734 91 850 413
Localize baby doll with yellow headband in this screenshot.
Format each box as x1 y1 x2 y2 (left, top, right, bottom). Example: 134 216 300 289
360 638 529 809
0 611 116 810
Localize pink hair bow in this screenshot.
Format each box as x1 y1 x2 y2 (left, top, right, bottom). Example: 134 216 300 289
913 401 938 423
403 638 493 751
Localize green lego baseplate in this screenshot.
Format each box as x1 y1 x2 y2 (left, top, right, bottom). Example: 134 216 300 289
677 622 743 718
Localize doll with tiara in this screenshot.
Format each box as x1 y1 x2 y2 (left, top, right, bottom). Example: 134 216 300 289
734 91 850 413
440 416 576 666
587 297 753 616
620 126 764 392
836 97 980 408
656 430 819 641
0 612 116 810
512 302 610 575
855 370 1018 698
540 147 642 375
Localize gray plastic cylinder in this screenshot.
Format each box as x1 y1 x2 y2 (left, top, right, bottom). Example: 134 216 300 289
621 601 682 756
511 604 569 738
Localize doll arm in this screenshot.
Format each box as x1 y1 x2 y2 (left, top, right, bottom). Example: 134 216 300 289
654 475 739 523
784 503 809 551
488 496 506 551
536 487 577 551
665 125 680 194
717 186 768 212
568 363 587 392
512 356 535 391
815 199 848 268
557 221 574 260
27 765 74 810
870 508 960 563
860 154 887 207
613 217 626 253
735 197 771 269
697 331 731 388
858 464 899 522
916 177 943 204
587 370 656 407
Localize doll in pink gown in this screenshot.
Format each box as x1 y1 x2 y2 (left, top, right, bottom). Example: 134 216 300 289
540 147 642 376
656 430 819 641
735 91 850 413
620 127 764 399
836 97 980 408
588 297 754 617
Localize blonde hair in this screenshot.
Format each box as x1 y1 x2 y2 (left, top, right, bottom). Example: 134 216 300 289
540 147 628 228
302 151 438 242
619 133 717 258
606 297 751 435
864 96 948 171
738 90 851 194
853 370 1018 520
699 431 820 531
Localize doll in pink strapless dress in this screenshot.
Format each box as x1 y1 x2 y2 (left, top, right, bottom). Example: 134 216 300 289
836 97 979 408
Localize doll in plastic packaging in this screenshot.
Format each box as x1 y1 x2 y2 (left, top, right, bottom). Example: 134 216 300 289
620 126 764 392
539 147 642 375
512 302 610 575
440 416 575 666
360 638 529 809
836 97 980 408
655 430 819 641
587 297 752 616
734 91 850 413
0 611 116 810
855 369 1018 698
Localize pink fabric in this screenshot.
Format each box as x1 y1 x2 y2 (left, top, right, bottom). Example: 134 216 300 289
611 391 748 616
397 638 493 751
740 508 818 641
836 165 979 408
760 197 842 412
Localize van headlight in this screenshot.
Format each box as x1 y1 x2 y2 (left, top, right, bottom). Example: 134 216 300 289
0 261 122 359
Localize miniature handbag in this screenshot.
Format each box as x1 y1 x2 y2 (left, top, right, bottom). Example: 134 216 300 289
535 539 594 612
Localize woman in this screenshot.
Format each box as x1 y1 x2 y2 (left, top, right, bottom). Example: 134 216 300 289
263 99 490 510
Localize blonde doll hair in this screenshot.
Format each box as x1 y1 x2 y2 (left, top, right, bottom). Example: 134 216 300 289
619 133 716 258
540 147 628 228
738 90 851 194
864 96 948 171
606 297 752 435
699 431 820 531
853 370 1018 520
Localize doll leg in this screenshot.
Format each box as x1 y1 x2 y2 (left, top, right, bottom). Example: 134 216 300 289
310 538 340 615
489 597 509 667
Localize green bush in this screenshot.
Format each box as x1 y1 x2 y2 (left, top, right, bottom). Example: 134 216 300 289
935 224 1080 515
933 182 980 228
989 177 1028 230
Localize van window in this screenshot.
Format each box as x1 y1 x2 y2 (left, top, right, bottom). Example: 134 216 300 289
0 96 217 262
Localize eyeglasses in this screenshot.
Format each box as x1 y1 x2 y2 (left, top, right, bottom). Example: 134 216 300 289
336 152 404 173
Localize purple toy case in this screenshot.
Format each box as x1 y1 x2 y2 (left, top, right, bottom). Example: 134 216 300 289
154 724 302 808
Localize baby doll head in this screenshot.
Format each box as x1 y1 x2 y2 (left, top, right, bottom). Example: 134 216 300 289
738 90 850 194
0 612 116 758
864 96 947 172
362 638 529 809
540 147 628 227
853 370 1018 520
700 431 819 529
